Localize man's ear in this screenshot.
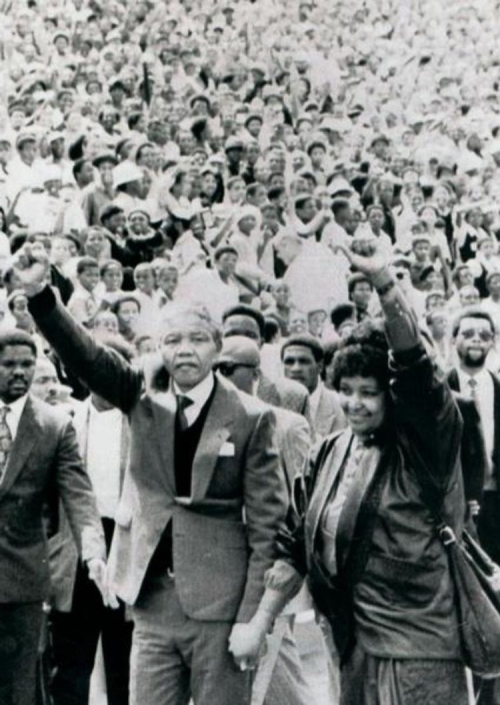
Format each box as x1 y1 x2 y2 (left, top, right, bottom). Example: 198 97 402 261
254 367 261 382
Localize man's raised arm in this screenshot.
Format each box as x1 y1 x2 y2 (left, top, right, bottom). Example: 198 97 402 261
14 243 142 413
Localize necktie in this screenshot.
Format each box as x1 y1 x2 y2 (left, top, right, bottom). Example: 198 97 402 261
176 395 194 431
0 406 12 482
468 377 478 403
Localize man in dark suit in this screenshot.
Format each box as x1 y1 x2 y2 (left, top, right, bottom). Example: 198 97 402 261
15 243 287 705
448 307 500 559
448 307 500 705
0 328 106 705
222 304 310 417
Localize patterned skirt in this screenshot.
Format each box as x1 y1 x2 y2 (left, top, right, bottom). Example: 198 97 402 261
340 643 469 705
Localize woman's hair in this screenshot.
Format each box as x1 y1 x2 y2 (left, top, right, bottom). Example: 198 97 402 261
331 320 390 391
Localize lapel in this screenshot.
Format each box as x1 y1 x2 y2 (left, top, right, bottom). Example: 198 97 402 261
0 396 42 499
447 368 459 392
306 430 353 547
190 380 235 502
315 386 332 435
149 393 177 496
490 373 500 484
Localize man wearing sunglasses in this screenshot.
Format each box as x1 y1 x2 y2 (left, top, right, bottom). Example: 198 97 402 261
216 336 315 705
448 307 500 702
448 308 500 554
13 243 287 705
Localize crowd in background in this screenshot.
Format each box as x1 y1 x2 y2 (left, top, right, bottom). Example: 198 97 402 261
1 0 500 703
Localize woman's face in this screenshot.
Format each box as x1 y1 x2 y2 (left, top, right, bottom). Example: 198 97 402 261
338 375 387 439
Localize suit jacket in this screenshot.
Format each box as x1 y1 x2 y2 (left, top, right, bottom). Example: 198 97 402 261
49 398 130 612
29 287 287 622
257 374 310 418
0 394 104 603
447 368 495 497
311 384 346 441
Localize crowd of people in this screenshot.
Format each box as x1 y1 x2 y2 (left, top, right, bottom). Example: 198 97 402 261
1 0 500 703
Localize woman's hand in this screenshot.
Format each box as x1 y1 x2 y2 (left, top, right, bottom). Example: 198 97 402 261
337 235 389 278
228 613 271 671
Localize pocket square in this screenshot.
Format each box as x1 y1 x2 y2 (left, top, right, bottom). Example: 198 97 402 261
219 441 235 457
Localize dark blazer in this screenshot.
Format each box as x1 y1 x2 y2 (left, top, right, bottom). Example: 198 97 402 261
0 395 104 603
447 368 497 494
29 287 287 622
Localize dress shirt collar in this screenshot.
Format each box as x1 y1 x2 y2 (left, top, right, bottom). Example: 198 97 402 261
0 393 28 433
458 366 491 390
172 372 215 418
309 379 323 420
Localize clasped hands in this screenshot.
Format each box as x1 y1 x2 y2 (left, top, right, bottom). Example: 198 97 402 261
228 611 273 671
87 558 119 609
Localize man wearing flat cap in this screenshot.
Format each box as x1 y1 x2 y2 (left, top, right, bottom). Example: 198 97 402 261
282 334 345 441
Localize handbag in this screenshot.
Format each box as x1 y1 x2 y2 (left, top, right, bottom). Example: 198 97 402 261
417 473 500 678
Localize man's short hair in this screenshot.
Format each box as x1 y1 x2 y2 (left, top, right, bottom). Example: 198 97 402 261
0 329 37 357
99 259 123 276
77 256 99 275
281 334 324 363
452 307 496 337
330 302 356 330
111 295 141 314
222 304 266 339
348 273 373 296
160 302 222 350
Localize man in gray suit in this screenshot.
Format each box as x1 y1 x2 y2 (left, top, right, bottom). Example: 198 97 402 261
216 335 314 705
0 328 106 705
15 243 287 705
222 304 311 418
281 335 345 441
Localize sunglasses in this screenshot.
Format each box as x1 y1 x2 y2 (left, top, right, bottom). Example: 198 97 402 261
214 362 257 377
460 329 494 342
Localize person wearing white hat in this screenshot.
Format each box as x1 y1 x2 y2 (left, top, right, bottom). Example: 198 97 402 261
112 161 146 217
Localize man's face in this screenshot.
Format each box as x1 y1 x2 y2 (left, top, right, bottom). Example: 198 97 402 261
459 287 480 308
94 313 119 335
454 316 495 369
159 270 178 297
20 141 37 165
117 301 140 329
413 241 430 261
296 198 316 224
223 315 262 346
134 268 155 295
107 212 126 234
283 345 320 394
0 345 36 403
368 208 384 231
31 359 59 405
351 282 372 309
98 162 114 184
79 161 95 186
229 180 245 203
161 315 219 391
102 264 123 292
216 253 237 278
79 266 100 292
238 215 257 235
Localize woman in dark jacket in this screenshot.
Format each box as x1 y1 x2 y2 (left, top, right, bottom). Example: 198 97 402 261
229 239 468 704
